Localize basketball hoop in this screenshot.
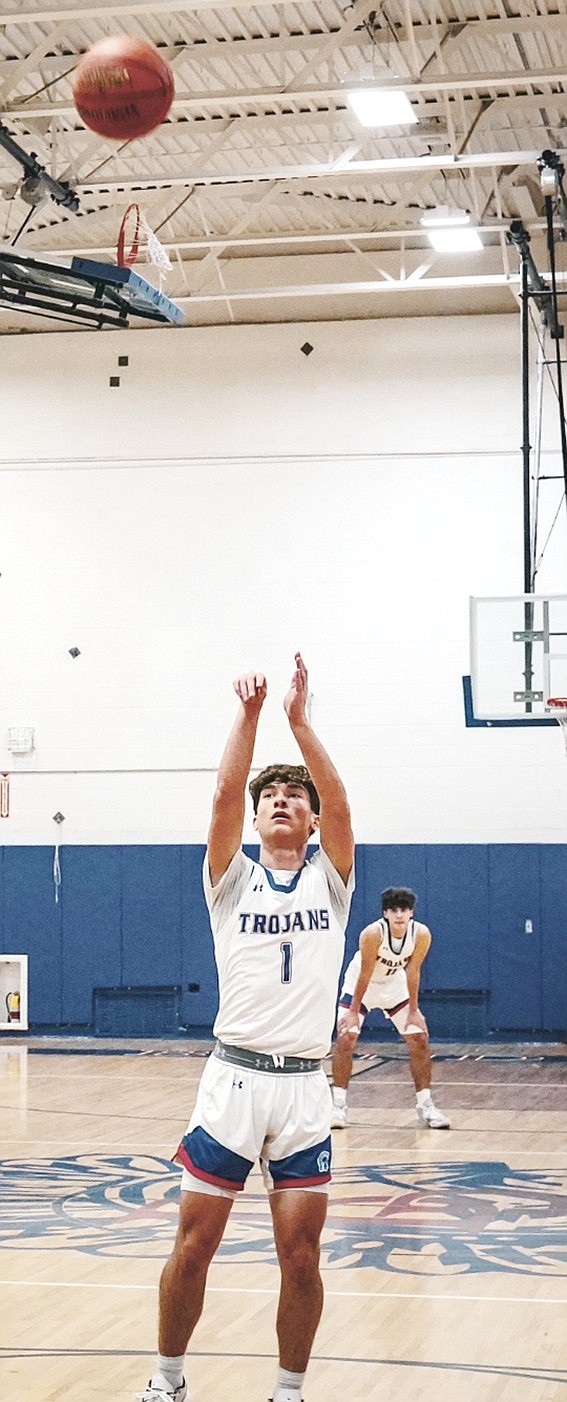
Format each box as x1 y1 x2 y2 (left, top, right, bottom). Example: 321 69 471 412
546 697 567 754
117 202 141 267
117 201 172 288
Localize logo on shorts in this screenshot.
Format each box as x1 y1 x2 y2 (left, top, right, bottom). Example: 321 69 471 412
317 1150 331 1175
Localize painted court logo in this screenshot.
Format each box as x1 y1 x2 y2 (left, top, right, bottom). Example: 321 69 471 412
0 1154 566 1272
326 1160 567 1275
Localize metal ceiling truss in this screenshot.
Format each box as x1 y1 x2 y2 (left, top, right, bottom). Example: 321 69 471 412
0 0 566 329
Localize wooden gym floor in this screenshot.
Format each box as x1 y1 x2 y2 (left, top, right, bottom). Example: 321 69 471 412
1 1036 566 1402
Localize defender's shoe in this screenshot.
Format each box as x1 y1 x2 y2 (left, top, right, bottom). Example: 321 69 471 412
330 1103 347 1129
136 1382 187 1402
417 1100 451 1129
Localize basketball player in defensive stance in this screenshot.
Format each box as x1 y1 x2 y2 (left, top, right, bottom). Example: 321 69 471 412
330 887 450 1130
139 653 354 1402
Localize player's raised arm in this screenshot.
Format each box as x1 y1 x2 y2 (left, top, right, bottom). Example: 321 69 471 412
283 652 354 883
207 670 267 886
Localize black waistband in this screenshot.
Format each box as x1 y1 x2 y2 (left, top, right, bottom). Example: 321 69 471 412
214 1040 322 1074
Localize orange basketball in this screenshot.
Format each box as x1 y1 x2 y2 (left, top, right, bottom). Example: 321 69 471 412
71 36 174 141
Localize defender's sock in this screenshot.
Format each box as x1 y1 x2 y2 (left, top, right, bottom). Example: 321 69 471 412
152 1354 185 1392
272 1367 306 1402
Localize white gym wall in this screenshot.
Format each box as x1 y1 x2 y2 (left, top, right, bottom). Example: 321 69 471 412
0 313 565 845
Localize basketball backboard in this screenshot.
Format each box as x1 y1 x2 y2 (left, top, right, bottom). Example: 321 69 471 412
466 593 567 725
0 249 184 329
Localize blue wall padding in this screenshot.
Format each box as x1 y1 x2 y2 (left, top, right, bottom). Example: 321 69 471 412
2 847 63 1023
540 845 567 1031
122 845 183 985
180 845 219 1027
423 845 490 990
61 846 122 1022
488 845 542 1030
0 843 565 1034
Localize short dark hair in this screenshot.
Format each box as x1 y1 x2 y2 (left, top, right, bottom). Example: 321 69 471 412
249 763 320 814
381 886 417 912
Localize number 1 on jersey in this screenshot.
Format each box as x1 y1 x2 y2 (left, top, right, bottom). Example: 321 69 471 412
280 941 293 984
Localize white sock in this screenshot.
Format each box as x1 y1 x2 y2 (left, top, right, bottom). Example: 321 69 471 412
332 1086 347 1106
273 1368 306 1402
416 1089 432 1106
152 1354 185 1392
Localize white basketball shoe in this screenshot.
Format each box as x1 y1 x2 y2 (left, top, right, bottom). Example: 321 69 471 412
416 1099 451 1129
330 1101 347 1129
136 1382 187 1401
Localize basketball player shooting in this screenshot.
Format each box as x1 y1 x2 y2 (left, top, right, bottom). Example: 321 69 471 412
138 652 355 1402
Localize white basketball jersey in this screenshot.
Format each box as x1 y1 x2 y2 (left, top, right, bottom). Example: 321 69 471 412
341 916 425 1011
203 846 354 1058
370 916 420 985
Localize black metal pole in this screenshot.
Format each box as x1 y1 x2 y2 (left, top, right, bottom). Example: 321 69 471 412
521 255 534 708
544 190 567 518
521 256 533 593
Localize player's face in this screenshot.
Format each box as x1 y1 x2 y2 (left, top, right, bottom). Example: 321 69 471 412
254 782 318 844
385 905 413 935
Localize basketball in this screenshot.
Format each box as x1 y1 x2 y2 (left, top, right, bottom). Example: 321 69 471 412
71 36 174 141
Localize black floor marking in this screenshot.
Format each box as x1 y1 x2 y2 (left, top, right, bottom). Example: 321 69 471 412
1 1349 565 1384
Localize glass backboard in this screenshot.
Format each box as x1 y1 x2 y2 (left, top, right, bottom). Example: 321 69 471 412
468 594 567 724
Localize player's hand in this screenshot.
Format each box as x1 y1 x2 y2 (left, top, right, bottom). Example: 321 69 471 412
233 671 267 715
337 1008 360 1046
404 1007 428 1034
284 652 309 724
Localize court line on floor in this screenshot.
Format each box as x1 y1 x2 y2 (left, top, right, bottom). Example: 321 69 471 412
2 1278 567 1304
2 1141 566 1154
3 1074 565 1086
12 1046 567 1063
0 1347 565 1385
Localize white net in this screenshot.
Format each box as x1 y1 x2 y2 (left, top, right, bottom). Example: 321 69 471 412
546 699 567 755
117 202 172 289
139 209 172 286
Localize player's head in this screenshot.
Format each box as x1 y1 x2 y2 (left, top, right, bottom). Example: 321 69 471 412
381 886 417 913
249 763 320 815
250 764 320 849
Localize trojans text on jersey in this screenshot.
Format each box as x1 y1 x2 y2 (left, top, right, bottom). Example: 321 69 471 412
237 908 330 934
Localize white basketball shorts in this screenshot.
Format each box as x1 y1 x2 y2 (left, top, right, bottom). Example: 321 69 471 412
175 1053 333 1198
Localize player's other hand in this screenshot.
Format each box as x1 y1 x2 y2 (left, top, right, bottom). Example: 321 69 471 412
284 651 309 723
233 671 267 715
403 1008 428 1035
337 1009 360 1047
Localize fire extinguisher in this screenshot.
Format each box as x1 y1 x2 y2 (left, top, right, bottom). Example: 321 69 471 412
6 992 20 1022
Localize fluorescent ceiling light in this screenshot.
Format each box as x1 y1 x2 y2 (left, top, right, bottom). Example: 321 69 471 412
346 87 418 128
426 226 484 251
420 205 483 252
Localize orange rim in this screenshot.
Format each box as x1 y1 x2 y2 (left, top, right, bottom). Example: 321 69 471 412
117 202 141 267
